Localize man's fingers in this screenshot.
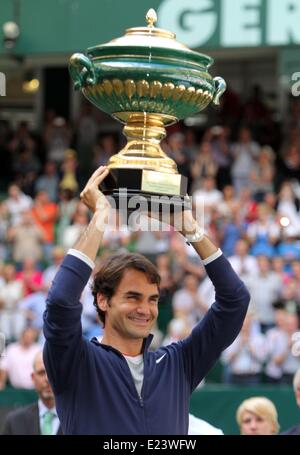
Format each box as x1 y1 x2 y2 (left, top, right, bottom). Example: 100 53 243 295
92 167 109 187
86 166 109 187
80 167 109 199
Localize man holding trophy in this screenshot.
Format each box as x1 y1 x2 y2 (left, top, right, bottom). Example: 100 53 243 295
43 10 250 434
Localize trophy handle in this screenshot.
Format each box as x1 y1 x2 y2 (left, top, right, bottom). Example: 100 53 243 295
69 53 96 90
212 77 227 105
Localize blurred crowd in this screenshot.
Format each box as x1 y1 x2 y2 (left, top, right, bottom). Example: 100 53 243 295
0 84 300 391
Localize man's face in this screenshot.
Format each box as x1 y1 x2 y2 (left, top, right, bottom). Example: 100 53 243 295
98 269 159 341
32 354 54 402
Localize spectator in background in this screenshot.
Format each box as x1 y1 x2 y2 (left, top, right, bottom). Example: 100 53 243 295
277 143 300 185
12 147 41 196
218 185 239 217
190 141 218 193
76 103 99 178
222 312 266 385
278 308 300 384
19 289 47 332
2 351 62 435
44 116 72 165
231 127 260 195
93 133 118 168
31 190 58 261
236 397 279 435
265 302 289 383
172 274 208 326
166 132 192 190
192 175 223 215
62 210 89 250
59 148 81 194
291 261 300 302
35 161 59 202
0 327 40 390
5 183 32 226
0 263 24 341
228 239 258 277
220 208 246 258
210 126 232 189
250 146 275 202
247 203 280 257
244 256 282 332
7 210 44 264
0 202 9 261
281 369 300 435
162 317 192 346
102 210 131 252
56 188 79 246
238 187 258 223
16 258 43 296
42 246 65 291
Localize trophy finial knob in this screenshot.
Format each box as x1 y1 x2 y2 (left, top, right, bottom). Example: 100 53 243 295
146 9 157 28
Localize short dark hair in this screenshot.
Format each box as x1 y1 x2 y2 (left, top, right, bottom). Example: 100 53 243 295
92 253 160 325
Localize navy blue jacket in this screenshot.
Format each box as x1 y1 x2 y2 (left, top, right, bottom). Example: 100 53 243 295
43 253 250 435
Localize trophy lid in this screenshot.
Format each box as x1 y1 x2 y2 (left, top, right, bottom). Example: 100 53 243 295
88 8 213 68
107 8 187 51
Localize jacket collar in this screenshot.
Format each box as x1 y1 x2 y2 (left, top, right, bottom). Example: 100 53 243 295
90 334 154 355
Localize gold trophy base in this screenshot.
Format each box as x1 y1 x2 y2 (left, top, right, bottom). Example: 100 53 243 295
100 113 189 213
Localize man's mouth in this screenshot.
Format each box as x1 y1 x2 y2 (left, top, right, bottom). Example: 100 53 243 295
128 316 151 326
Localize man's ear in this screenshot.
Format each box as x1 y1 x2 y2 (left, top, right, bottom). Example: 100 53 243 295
97 293 108 312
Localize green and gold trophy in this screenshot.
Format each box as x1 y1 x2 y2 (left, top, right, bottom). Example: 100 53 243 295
69 9 226 212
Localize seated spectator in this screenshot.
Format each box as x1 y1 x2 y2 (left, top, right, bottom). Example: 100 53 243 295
0 327 40 390
236 397 279 435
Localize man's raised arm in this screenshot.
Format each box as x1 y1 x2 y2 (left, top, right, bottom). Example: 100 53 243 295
176 209 250 390
43 166 110 394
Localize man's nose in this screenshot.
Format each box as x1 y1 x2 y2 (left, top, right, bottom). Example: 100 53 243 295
136 301 151 315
